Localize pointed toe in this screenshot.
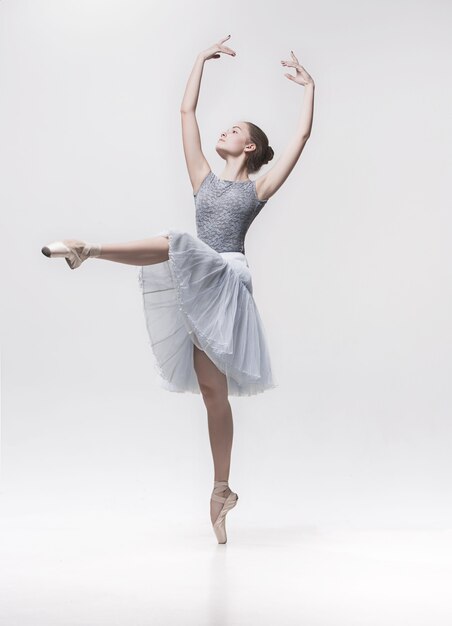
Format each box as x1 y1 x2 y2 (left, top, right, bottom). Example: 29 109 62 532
40 240 90 269
211 481 238 544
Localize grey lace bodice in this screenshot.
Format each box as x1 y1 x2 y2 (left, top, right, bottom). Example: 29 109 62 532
194 171 268 254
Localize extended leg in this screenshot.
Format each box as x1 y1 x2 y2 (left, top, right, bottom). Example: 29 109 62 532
42 235 170 269
97 235 169 265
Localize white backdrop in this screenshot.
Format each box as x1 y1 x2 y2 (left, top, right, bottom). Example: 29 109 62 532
1 0 451 536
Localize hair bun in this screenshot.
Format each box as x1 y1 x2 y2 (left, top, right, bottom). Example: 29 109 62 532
264 145 274 164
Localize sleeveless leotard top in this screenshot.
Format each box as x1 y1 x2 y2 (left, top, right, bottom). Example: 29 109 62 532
194 171 268 254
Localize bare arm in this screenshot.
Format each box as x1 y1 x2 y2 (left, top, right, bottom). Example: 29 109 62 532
180 36 236 194
180 54 206 114
256 51 315 202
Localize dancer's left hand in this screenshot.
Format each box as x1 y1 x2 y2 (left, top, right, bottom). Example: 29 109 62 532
280 51 315 87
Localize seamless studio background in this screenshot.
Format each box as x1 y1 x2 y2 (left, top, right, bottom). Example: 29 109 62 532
0 0 451 624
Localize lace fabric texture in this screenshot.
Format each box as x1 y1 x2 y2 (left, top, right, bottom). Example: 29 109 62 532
138 229 277 397
194 171 267 254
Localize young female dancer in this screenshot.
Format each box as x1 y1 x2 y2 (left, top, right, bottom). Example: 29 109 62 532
42 36 315 543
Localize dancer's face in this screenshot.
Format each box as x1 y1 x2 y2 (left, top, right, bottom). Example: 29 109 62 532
216 122 254 158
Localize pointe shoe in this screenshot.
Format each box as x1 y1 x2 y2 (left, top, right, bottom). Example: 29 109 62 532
41 239 102 270
211 480 239 544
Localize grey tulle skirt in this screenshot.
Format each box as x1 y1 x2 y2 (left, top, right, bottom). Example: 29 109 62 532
137 229 278 396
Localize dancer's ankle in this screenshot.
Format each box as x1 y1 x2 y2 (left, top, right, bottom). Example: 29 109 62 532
87 243 102 258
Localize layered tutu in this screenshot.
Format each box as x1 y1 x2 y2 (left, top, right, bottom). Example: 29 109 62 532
138 229 277 396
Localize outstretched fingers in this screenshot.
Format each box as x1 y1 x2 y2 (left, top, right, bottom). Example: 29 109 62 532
217 34 236 56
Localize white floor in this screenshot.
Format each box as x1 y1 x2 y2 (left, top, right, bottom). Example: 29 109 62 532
1 488 451 626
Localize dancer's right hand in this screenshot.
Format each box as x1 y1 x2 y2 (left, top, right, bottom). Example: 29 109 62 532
200 35 237 61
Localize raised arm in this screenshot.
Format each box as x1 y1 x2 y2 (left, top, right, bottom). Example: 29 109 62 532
255 51 315 202
180 36 237 194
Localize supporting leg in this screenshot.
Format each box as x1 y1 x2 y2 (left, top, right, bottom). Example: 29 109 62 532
193 344 234 526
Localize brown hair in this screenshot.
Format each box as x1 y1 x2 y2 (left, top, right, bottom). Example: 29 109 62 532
243 121 274 175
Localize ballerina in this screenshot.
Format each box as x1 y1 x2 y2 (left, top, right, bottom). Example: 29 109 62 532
42 36 315 543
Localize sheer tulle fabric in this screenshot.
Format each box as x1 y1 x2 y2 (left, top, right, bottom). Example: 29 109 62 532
138 229 277 396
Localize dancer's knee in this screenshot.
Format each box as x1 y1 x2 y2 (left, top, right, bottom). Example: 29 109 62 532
193 345 228 405
199 382 228 408
151 236 169 262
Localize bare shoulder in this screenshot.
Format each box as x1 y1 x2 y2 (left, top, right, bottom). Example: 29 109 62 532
192 166 212 196
254 174 272 203
255 165 292 202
